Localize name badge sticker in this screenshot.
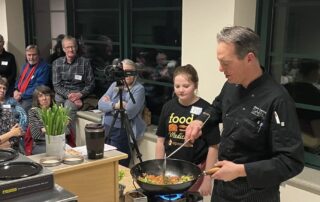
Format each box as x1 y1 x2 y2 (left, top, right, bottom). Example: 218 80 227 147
2 104 11 109
190 106 202 115
1 61 8 66
75 75 82 80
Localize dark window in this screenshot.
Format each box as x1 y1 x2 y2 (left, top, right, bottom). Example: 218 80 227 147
69 0 182 124
258 0 320 169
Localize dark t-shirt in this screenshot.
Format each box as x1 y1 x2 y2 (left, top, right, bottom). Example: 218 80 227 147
156 97 220 164
0 50 17 95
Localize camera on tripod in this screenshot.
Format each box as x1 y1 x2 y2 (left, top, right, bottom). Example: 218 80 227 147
104 61 137 81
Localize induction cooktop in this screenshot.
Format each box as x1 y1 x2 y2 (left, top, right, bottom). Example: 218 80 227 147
0 150 54 200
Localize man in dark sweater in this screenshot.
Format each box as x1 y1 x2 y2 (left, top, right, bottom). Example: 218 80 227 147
0 34 17 97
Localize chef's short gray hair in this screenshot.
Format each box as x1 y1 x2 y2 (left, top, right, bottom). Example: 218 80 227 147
217 26 260 59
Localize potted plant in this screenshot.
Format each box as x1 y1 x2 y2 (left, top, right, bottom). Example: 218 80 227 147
38 103 70 158
118 170 126 202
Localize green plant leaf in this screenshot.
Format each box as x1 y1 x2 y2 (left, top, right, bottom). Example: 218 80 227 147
38 103 70 137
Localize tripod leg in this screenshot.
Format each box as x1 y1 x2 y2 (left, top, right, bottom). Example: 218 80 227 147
105 110 119 143
122 113 143 163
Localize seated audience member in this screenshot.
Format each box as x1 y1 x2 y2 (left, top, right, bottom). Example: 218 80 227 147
13 45 50 113
155 51 168 68
0 34 17 97
152 51 176 81
28 85 54 154
47 34 66 64
155 64 220 196
0 77 27 151
135 50 156 79
46 34 65 90
146 52 176 124
52 36 95 138
90 35 114 98
98 59 146 167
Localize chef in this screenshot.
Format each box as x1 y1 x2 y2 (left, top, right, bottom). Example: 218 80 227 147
185 26 304 202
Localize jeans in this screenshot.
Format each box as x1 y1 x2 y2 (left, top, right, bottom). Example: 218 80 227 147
105 125 131 167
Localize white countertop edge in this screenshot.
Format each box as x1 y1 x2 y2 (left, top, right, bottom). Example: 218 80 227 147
77 111 103 123
286 166 320 195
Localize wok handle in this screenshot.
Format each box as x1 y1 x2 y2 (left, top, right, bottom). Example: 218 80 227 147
203 166 221 175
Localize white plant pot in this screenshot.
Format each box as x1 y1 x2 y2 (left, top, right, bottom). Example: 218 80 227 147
45 133 66 159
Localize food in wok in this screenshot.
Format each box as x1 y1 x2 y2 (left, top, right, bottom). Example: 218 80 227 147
131 159 202 194
138 173 194 185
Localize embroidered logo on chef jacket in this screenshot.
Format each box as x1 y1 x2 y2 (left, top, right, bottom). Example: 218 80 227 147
251 106 267 133
251 106 266 119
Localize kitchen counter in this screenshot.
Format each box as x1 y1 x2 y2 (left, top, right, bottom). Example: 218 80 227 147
29 150 127 202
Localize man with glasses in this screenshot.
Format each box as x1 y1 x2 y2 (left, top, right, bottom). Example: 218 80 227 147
52 35 95 141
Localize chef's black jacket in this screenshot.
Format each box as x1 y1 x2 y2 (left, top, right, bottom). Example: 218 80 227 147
198 73 304 202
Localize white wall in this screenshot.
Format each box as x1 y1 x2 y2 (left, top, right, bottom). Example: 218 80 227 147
0 0 8 48
182 0 256 102
0 0 25 69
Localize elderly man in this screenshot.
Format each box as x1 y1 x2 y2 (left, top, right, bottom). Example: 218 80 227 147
0 34 17 96
14 45 50 112
52 36 95 138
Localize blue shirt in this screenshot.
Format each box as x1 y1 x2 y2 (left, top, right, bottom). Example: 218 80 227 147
15 59 50 100
98 81 146 140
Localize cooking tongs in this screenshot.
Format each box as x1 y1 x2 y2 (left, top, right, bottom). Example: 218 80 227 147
166 138 191 159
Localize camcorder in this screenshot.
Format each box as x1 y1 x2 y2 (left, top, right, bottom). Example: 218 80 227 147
104 61 137 81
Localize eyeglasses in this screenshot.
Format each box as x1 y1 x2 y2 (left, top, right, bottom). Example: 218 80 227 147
64 46 76 50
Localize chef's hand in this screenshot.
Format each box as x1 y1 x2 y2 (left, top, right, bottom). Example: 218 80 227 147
198 175 212 196
185 120 203 143
211 160 246 182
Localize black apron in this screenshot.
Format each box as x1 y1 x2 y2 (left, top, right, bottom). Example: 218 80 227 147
211 178 280 202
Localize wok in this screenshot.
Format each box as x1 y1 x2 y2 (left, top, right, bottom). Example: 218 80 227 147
130 159 202 194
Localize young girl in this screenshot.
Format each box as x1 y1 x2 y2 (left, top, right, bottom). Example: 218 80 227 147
155 64 220 196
